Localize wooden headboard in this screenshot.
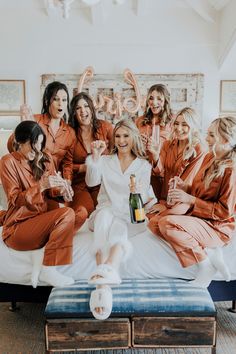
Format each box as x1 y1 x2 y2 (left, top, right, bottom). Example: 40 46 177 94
41 68 204 125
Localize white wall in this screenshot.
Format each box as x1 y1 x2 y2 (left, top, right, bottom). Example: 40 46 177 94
0 0 235 131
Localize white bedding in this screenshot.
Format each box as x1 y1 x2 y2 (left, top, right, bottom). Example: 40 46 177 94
1 222 236 286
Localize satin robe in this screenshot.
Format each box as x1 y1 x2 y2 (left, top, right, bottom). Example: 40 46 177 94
0 152 78 266
85 154 153 258
135 115 172 199
151 153 236 267
68 119 113 217
153 139 206 201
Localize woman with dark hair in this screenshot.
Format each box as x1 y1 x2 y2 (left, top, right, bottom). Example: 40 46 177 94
68 92 113 218
135 84 173 199
1 121 78 287
8 81 76 185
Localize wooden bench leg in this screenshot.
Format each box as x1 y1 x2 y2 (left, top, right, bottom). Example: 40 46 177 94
211 345 216 354
9 301 20 311
228 300 236 313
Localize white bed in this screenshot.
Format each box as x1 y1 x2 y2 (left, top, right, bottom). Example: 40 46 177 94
1 221 236 286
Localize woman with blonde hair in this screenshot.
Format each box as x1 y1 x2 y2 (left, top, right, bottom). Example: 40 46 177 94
85 118 154 320
152 116 236 288
148 107 205 219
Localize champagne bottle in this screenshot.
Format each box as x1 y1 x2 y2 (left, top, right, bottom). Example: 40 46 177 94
129 174 145 224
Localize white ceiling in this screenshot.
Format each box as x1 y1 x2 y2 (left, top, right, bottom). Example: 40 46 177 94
207 0 231 10
0 0 231 15
0 0 235 68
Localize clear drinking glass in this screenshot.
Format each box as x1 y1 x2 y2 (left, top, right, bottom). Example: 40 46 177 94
167 178 176 206
151 123 160 146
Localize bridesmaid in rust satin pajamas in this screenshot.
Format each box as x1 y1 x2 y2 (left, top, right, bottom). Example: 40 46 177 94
1 121 79 287
7 81 88 226
150 116 236 288
8 81 76 182
148 107 205 213
68 92 113 218
135 84 173 199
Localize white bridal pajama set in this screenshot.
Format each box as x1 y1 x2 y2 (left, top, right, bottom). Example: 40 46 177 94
85 154 153 261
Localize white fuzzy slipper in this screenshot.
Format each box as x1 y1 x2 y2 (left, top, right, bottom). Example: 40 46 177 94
88 263 121 286
89 286 113 320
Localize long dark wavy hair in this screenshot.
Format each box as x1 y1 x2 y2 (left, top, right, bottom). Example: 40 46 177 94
14 121 49 180
143 84 172 127
68 92 101 138
41 81 69 121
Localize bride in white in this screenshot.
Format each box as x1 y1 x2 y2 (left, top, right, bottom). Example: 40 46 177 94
85 118 155 320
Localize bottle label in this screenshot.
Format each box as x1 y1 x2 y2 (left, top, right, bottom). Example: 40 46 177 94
135 208 145 221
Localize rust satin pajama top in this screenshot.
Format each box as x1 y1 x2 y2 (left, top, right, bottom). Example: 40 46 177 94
188 153 236 239
0 151 57 241
149 153 236 268
153 139 205 200
0 152 77 266
72 120 113 181
8 114 76 181
135 115 172 199
70 119 113 215
135 115 172 147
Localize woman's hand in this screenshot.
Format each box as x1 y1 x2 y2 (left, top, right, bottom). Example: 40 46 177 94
20 104 34 121
63 179 74 202
40 174 64 192
167 188 195 205
40 173 73 202
91 140 106 160
79 164 87 173
147 203 167 215
54 174 74 202
169 176 187 191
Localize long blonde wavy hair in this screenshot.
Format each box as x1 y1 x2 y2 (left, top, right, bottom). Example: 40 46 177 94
170 107 204 160
111 118 147 159
205 116 236 188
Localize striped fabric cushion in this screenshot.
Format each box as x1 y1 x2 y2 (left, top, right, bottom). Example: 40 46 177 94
45 278 216 319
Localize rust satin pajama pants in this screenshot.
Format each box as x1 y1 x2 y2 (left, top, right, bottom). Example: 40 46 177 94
149 214 228 268
5 207 76 266
69 182 99 217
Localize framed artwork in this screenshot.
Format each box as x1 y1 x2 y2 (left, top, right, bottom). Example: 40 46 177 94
220 80 236 113
0 80 26 116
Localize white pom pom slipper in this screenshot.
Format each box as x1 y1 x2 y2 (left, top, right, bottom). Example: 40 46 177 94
89 285 113 320
88 263 121 286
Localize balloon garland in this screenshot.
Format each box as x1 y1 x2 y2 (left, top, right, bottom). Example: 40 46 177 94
77 66 142 118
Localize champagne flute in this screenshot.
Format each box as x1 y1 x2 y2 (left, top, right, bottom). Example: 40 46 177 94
151 122 160 146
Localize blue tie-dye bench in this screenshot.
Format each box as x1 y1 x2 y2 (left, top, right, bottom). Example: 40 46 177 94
45 278 216 353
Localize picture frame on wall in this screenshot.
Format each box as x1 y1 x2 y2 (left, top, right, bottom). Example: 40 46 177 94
220 80 236 113
0 80 26 116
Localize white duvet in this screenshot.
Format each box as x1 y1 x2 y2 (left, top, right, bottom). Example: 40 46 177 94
0 222 236 286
